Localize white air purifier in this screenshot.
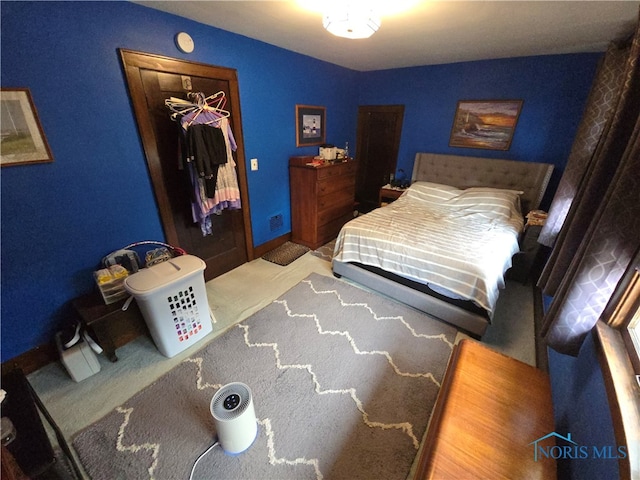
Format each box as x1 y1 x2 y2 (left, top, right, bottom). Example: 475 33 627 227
210 382 258 455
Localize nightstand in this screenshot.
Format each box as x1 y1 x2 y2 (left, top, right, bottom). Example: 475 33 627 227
379 185 406 206
509 224 545 284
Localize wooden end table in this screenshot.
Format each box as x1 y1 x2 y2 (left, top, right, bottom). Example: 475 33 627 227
72 291 148 362
378 185 406 206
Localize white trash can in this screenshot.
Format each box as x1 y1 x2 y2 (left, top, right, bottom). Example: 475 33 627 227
124 255 213 357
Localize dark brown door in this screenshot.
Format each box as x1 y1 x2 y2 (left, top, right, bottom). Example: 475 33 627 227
119 50 253 281
354 105 404 212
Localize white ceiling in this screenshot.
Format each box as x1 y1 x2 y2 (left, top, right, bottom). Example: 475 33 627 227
137 1 639 71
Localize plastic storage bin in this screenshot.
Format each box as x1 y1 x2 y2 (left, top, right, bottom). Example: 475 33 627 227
93 265 129 304
124 255 213 357
55 331 101 382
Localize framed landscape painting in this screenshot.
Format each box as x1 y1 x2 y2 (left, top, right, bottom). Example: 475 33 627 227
449 100 523 151
296 104 326 147
1 88 53 166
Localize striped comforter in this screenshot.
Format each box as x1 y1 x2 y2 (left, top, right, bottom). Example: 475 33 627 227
332 182 524 317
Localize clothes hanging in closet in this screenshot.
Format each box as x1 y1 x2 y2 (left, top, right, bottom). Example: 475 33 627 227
185 123 227 197
179 107 242 236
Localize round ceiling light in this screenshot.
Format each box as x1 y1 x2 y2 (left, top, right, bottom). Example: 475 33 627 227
323 4 381 39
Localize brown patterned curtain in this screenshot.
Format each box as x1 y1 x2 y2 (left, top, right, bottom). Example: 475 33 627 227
538 10 640 355
537 46 627 251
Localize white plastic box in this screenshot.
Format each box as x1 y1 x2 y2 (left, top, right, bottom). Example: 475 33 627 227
124 255 213 358
93 265 129 304
55 332 101 382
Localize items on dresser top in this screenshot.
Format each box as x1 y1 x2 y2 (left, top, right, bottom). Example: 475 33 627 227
289 156 358 250
319 144 347 160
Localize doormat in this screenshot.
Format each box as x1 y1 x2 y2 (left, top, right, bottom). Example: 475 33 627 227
72 273 456 480
262 241 309 266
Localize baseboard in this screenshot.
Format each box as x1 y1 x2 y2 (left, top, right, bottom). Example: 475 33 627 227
253 232 291 258
1 342 58 377
5 233 293 377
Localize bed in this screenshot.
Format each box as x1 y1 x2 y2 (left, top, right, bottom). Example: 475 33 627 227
332 152 553 337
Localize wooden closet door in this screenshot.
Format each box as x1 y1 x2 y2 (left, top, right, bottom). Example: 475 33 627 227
354 105 404 212
119 50 253 280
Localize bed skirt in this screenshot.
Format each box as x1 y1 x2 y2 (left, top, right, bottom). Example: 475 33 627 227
332 260 489 338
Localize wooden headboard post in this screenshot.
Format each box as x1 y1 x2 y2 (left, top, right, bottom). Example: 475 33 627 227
411 153 554 213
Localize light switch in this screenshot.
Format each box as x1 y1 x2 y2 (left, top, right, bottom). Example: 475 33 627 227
250 158 258 171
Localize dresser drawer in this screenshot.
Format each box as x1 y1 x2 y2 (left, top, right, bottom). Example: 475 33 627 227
317 161 358 179
318 174 356 196
318 189 354 211
317 212 354 244
317 203 354 227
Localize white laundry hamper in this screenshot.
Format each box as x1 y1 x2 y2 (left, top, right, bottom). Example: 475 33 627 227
124 254 213 357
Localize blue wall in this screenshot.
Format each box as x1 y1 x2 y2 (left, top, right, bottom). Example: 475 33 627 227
541 294 620 479
359 54 601 209
0 1 359 360
549 338 620 479
1 1 601 361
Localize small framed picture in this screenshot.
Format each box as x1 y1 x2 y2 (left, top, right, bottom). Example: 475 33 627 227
449 100 523 151
296 104 326 147
1 88 53 166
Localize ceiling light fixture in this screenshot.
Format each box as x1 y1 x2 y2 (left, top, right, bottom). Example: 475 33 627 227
322 3 381 39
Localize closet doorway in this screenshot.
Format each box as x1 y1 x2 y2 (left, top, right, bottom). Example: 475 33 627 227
119 49 253 281
354 105 405 212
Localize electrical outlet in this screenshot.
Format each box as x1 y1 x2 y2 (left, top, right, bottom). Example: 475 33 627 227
250 158 258 171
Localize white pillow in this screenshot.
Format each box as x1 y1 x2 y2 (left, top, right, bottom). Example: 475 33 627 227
447 187 523 220
405 181 462 204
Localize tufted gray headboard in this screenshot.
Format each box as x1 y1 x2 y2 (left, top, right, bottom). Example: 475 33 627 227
411 153 554 213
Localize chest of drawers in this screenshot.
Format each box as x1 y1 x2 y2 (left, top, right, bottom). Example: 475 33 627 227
289 156 358 250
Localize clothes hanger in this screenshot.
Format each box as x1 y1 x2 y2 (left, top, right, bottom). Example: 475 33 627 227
165 97 198 120
187 91 230 126
165 91 230 125
205 91 226 110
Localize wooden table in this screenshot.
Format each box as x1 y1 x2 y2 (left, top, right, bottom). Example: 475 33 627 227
378 185 406 206
72 291 148 362
415 339 556 479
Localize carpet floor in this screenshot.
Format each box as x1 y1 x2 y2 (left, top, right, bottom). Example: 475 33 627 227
310 239 336 262
28 251 535 479
73 273 457 480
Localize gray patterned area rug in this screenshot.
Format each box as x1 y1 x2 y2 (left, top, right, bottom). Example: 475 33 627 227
311 239 336 262
73 273 456 480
